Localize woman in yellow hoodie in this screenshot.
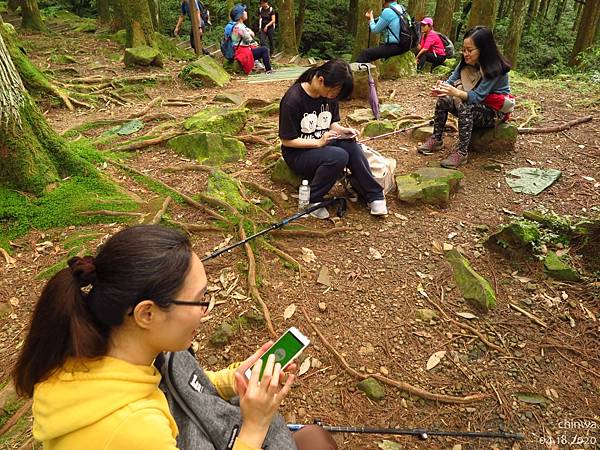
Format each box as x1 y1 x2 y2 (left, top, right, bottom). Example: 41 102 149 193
13 225 336 450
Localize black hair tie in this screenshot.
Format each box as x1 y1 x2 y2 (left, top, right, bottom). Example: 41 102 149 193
68 256 97 287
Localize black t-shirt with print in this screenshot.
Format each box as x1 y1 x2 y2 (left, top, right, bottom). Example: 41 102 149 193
279 83 340 150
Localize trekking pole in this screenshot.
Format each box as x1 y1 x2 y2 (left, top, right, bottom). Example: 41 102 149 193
359 119 433 143
201 198 347 262
287 423 525 441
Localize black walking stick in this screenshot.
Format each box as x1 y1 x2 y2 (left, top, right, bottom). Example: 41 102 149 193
201 198 347 262
287 422 525 441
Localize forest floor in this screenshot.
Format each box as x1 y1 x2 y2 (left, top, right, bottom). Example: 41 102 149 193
1 12 600 450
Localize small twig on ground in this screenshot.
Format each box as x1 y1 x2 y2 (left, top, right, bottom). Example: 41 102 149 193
518 102 539 128
261 240 303 273
79 210 144 217
128 96 163 118
150 196 172 224
0 399 33 436
300 306 487 404
508 303 548 328
272 227 351 238
518 115 593 134
163 163 214 173
554 349 600 379
237 134 272 146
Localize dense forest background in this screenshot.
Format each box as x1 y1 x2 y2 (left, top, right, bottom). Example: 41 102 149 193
30 0 600 79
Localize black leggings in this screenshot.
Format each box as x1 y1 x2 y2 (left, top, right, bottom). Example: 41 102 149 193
417 52 446 71
356 42 410 63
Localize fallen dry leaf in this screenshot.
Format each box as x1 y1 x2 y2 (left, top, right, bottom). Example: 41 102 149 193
301 247 317 263
426 350 446 370
316 266 331 287
369 247 383 260
456 312 478 320
298 357 311 376
283 303 297 320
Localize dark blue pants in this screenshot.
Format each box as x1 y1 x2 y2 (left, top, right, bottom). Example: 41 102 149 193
282 139 384 203
251 46 272 71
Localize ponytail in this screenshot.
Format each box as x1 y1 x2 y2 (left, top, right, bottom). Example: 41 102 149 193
12 225 192 397
294 59 354 100
13 259 107 397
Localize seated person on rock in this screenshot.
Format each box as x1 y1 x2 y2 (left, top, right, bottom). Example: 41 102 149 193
418 26 514 169
13 225 337 450
278 59 388 219
415 17 446 72
356 0 412 63
230 4 273 74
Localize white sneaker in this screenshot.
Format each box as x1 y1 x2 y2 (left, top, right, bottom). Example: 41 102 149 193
254 61 265 70
369 199 388 216
309 204 330 219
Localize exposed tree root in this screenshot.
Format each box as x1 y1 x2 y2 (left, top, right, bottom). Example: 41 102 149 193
79 210 144 217
301 306 487 404
236 182 273 222
128 96 163 118
272 227 352 238
518 115 593 134
198 193 240 218
67 74 166 85
237 134 273 146
163 164 214 173
107 160 226 221
257 146 278 161
166 219 223 234
240 225 276 338
261 240 303 273
114 131 186 152
150 196 172 224
241 180 284 209
0 399 32 437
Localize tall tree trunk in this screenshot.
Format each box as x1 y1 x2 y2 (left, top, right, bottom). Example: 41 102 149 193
148 0 160 31
0 27 91 194
526 0 541 24
554 0 567 24
295 0 307 47
451 0 462 41
570 0 600 65
348 0 359 34
434 0 455 36
7 0 19 12
20 0 46 31
109 0 125 31
467 0 498 28
408 0 427 21
123 0 155 47
572 0 583 31
503 0 528 67
351 0 381 61
97 0 111 26
279 0 298 54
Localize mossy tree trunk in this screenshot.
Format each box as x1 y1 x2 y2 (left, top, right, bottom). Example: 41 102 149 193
20 0 47 31
348 0 358 34
351 0 381 61
451 0 462 41
295 0 307 48
434 0 455 35
123 0 155 47
7 0 19 12
109 0 125 31
97 0 111 26
503 0 527 67
408 0 427 21
467 0 498 28
569 0 600 65
0 33 90 194
148 0 160 32
279 0 298 54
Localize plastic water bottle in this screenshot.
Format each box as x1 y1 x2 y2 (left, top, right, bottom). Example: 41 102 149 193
298 180 310 212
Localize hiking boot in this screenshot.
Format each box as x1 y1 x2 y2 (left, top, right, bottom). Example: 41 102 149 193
440 152 468 169
265 69 274 74
417 137 444 155
368 199 388 216
309 204 330 219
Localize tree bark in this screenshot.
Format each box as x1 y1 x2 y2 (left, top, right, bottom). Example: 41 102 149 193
408 0 427 21
434 0 455 35
109 0 125 31
526 0 541 25
0 31 91 194
467 0 498 28
20 0 46 31
123 0 155 47
97 0 111 26
352 0 381 61
570 0 600 65
503 0 528 67
554 0 567 24
296 0 307 47
348 0 359 34
148 0 160 31
7 0 19 12
279 0 298 54
572 0 583 31
451 0 462 41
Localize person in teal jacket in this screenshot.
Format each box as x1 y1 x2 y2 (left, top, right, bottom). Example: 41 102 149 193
356 0 411 63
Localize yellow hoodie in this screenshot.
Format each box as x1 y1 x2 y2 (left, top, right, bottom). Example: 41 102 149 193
33 357 258 450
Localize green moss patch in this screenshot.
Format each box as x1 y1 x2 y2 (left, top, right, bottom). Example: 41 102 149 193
183 106 248 135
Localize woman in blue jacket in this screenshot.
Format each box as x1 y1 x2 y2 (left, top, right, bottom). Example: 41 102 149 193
418 26 513 168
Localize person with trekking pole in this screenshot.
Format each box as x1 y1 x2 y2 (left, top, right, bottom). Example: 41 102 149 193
12 225 337 450
356 0 412 63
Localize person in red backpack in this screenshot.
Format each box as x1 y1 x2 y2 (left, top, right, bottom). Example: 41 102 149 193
417 26 514 169
415 17 446 71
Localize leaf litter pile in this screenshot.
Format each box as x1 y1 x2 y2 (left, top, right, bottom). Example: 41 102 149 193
1 16 599 450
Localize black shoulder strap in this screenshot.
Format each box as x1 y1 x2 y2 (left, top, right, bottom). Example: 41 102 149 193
386 5 403 42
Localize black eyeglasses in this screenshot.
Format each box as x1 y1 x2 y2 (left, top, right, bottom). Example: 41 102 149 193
128 293 211 316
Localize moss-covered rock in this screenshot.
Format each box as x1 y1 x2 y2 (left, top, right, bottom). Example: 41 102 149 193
271 157 301 188
544 251 581 282
357 377 385 401
222 59 246 75
243 98 273 109
124 45 163 67
154 32 195 61
362 120 395 137
379 103 403 120
207 170 251 213
256 102 280 117
180 55 231 88
210 322 236 346
167 132 246 165
348 108 375 124
110 29 127 46
214 92 244 106
183 106 247 135
445 249 496 310
412 125 434 142
349 62 379 100
378 52 416 80
469 123 518 153
486 221 541 250
396 167 463 206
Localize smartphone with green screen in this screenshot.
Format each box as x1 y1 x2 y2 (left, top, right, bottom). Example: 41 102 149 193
245 327 310 380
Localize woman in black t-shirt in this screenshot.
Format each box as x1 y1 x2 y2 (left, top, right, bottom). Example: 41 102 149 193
278 60 387 219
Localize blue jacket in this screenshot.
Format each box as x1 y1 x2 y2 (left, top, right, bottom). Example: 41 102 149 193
369 2 405 44
446 64 511 105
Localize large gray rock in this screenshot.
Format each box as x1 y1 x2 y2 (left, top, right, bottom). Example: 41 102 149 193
378 52 416 80
469 123 518 153
445 249 496 310
348 108 375 124
180 55 231 88
349 63 379 100
396 167 463 206
167 132 246 165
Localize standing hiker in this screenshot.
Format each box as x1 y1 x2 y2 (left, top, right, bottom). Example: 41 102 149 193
12 225 337 450
174 0 211 54
418 26 514 169
415 17 446 71
278 60 388 219
258 0 277 55
356 0 412 63
230 3 273 74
